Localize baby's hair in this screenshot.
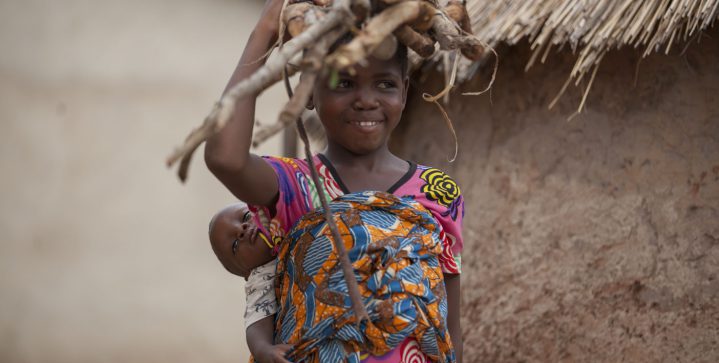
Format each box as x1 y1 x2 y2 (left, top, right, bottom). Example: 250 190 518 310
208 202 249 237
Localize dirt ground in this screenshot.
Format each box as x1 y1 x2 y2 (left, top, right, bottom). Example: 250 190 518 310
0 1 283 362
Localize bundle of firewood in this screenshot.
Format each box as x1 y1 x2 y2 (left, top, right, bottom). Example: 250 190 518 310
167 0 482 181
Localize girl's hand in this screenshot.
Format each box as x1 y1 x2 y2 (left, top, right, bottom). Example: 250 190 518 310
255 343 292 363
256 0 286 40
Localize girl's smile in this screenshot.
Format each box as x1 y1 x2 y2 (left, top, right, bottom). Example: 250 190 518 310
347 113 386 133
313 56 408 156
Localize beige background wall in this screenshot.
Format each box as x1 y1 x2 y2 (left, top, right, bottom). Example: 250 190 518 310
394 27 719 362
0 1 281 362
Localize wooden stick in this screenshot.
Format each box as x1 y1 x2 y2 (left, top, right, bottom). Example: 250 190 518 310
170 68 304 180
395 25 436 57
430 10 484 60
252 56 324 147
371 34 399 60
406 1 435 32
284 2 316 37
295 114 371 326
282 27 370 326
327 0 431 69
167 0 354 180
444 0 472 34
308 0 332 7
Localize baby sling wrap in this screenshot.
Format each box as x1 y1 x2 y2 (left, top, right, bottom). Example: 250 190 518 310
274 191 455 363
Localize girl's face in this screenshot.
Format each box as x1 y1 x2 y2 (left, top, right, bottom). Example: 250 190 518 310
313 56 408 155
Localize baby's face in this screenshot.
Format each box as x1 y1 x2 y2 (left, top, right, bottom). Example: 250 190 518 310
209 204 273 279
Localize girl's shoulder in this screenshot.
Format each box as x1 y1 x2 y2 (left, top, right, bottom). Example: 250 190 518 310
413 164 462 186
260 154 344 207
262 155 311 171
262 155 332 176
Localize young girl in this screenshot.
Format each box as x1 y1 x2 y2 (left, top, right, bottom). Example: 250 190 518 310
204 1 464 361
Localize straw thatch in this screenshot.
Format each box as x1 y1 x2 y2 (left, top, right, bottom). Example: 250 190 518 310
462 0 718 101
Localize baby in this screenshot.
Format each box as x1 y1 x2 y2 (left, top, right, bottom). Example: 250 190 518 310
208 203 278 328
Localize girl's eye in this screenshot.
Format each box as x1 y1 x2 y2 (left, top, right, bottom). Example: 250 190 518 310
243 211 251 222
377 81 396 89
337 79 352 89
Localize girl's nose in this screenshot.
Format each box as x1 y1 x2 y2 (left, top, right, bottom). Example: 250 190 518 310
352 88 379 110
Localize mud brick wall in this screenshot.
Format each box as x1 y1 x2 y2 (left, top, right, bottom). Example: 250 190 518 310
392 27 719 363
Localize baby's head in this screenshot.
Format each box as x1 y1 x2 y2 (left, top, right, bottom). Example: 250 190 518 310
208 203 274 280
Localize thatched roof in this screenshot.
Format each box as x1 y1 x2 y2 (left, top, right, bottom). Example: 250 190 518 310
463 0 718 102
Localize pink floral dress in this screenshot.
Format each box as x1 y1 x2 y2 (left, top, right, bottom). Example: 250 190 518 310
250 154 464 362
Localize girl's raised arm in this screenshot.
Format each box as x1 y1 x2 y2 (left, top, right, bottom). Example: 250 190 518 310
204 0 284 207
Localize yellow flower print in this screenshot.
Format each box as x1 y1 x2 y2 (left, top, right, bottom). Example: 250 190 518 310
419 168 460 207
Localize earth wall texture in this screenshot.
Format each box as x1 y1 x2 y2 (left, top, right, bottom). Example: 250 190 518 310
392 27 719 362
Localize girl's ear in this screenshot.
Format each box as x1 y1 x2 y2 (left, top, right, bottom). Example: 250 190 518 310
401 77 410 108
302 71 316 110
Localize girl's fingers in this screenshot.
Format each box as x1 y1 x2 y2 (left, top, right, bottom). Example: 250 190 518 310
274 344 293 363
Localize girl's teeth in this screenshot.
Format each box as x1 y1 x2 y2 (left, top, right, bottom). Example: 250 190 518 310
357 121 379 127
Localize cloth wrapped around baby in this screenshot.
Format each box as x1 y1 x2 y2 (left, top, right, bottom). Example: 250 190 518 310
274 191 455 363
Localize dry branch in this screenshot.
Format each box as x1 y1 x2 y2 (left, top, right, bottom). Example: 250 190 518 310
406 2 435 32
252 57 324 147
167 0 354 176
301 71 371 333
431 11 484 60
304 0 332 6
444 1 472 34
284 2 317 37
370 34 399 60
169 0 493 179
327 1 432 69
281 25 371 326
395 25 436 57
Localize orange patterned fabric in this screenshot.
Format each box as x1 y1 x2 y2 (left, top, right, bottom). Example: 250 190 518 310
274 191 455 363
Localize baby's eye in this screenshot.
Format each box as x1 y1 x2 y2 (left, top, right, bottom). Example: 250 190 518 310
243 211 252 222
232 238 239 255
